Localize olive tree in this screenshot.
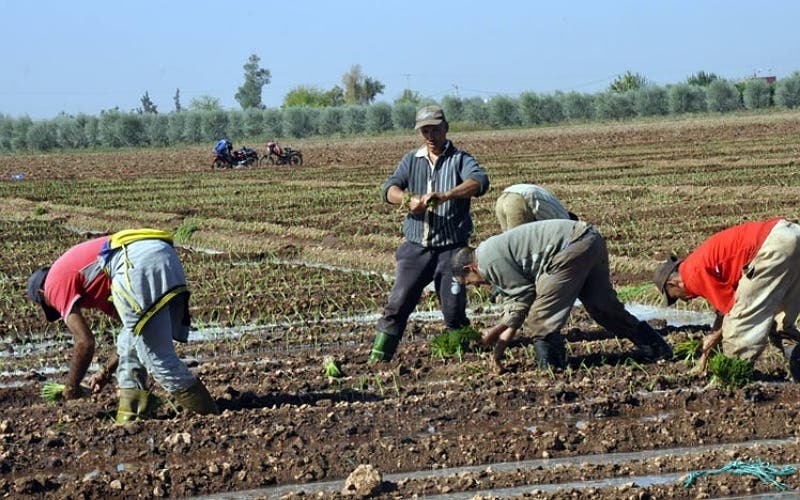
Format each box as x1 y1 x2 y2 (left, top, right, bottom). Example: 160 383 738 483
319 106 345 135
594 91 636 120
342 106 367 134
440 95 464 122
392 102 416 130
633 86 669 116
365 103 394 133
706 79 741 112
668 84 707 114
560 92 595 120
775 73 800 109
742 79 772 109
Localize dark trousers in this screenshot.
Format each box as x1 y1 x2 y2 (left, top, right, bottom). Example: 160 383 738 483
377 241 469 339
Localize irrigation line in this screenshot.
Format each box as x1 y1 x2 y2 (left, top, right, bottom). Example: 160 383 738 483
191 437 797 499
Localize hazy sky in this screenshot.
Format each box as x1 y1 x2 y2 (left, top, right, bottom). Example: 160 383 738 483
3 0 799 119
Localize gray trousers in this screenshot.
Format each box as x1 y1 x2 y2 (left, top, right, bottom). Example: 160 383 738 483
525 228 642 340
377 241 469 339
109 239 196 393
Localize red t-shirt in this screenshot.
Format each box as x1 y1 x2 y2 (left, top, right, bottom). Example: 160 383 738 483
44 237 117 319
680 218 782 314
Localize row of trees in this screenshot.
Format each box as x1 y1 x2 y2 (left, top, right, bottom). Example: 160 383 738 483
2 73 800 152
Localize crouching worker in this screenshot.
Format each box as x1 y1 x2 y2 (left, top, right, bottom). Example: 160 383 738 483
653 217 800 380
452 220 672 373
27 228 219 422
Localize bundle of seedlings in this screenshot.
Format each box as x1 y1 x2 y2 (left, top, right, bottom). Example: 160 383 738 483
708 352 755 388
40 382 90 402
430 326 481 360
323 355 343 378
673 337 703 362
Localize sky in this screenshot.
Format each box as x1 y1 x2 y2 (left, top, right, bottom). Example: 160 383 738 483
3 0 799 119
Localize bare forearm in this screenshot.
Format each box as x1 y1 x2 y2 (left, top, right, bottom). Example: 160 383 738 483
66 339 94 391
64 312 95 394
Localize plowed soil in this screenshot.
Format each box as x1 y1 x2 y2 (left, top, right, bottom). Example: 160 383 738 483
2 112 800 499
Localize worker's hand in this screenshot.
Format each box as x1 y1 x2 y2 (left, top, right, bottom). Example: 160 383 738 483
408 195 427 214
62 384 91 400
689 329 723 376
421 192 449 211
86 370 111 394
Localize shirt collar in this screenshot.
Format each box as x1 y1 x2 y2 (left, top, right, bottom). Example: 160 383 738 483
414 140 451 158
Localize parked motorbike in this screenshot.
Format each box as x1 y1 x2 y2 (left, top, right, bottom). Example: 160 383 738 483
212 147 260 169
259 147 303 167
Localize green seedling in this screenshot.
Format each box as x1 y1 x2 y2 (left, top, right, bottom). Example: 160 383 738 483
673 338 702 362
430 326 480 360
708 352 754 389
426 199 438 208
41 382 65 402
41 382 90 403
323 355 343 378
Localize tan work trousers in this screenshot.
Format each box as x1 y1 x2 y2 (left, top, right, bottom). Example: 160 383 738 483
495 192 533 232
524 226 642 340
722 220 800 360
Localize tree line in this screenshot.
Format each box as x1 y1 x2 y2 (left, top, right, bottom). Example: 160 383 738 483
2 70 800 153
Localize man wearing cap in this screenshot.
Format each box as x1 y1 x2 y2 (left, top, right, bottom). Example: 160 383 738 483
451 219 672 373
653 217 800 379
495 184 577 232
368 105 490 362
28 229 219 422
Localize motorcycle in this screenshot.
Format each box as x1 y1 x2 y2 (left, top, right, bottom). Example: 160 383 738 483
259 147 303 167
212 147 259 170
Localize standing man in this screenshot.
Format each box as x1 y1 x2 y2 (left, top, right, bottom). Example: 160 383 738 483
495 184 577 232
28 229 219 422
452 220 672 372
653 217 800 379
368 105 490 363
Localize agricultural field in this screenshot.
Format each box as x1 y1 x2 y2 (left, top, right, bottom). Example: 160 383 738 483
1 111 800 498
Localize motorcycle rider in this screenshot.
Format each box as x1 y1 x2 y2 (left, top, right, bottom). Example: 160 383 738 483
214 138 234 165
266 141 283 161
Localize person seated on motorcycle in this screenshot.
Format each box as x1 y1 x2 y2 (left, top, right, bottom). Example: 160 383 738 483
215 138 234 164
266 141 283 159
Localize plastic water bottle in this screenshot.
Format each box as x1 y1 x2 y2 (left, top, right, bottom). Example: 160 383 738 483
11 173 24 181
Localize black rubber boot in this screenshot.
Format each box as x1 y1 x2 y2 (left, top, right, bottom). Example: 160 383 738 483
628 322 673 360
368 332 400 363
784 344 800 382
533 334 567 370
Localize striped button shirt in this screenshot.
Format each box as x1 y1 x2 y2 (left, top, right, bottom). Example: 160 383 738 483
382 141 490 248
